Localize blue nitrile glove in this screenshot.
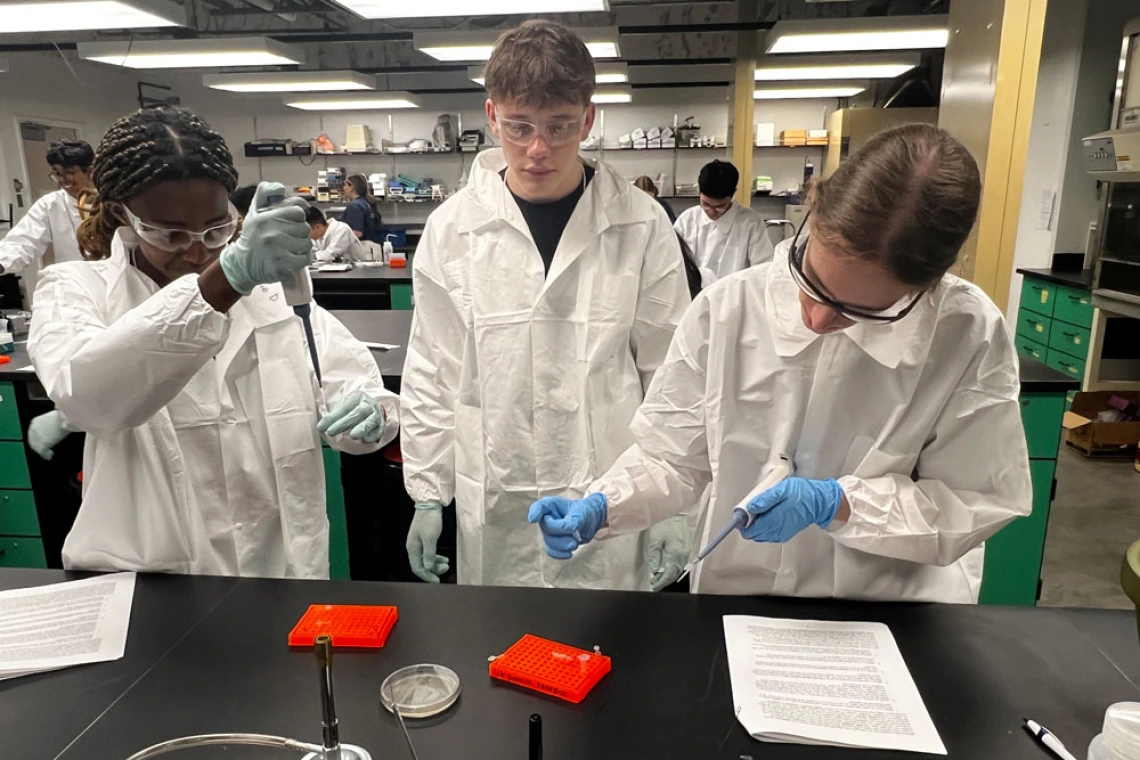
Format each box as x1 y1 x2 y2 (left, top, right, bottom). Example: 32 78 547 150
27 410 73 461
219 181 312 295
318 391 387 443
527 493 608 560
406 502 449 583
740 477 843 543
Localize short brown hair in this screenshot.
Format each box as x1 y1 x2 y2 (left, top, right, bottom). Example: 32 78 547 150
484 20 596 108
633 176 658 196
810 123 981 287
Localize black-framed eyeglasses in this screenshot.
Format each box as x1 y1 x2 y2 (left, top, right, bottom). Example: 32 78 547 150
787 212 925 325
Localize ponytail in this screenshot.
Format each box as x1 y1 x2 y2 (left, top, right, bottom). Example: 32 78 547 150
76 189 118 261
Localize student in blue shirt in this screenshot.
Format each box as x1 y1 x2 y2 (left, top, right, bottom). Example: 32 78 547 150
342 174 380 242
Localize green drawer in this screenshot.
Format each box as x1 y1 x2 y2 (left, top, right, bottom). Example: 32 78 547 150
1015 310 1052 343
0 441 31 489
1019 392 1066 459
1052 285 1094 329
1020 278 1056 317
1016 335 1048 363
1048 320 1091 360
1045 350 1086 383
0 491 39 536
0 382 20 441
0 536 46 568
979 458 1054 605
390 283 414 311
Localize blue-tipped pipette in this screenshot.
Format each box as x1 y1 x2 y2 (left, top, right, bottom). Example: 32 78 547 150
676 455 794 584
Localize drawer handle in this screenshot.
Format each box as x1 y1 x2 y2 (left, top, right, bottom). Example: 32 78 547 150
1063 331 1078 338
1031 286 1044 292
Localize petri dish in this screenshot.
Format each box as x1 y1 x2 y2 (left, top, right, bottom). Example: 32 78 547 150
380 664 461 718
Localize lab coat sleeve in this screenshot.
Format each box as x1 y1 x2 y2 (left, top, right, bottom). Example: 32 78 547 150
311 305 399 455
592 290 713 535
399 220 465 506
673 207 696 250
28 268 229 435
831 326 1032 566
631 212 690 392
0 195 54 274
748 219 775 268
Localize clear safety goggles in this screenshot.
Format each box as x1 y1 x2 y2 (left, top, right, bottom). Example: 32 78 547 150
788 213 925 325
495 113 587 147
121 203 240 253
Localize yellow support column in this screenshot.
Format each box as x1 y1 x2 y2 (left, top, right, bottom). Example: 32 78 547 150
972 0 1048 312
732 57 756 206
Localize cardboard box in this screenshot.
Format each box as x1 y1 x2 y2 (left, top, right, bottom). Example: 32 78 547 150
780 130 807 146
1063 391 1140 457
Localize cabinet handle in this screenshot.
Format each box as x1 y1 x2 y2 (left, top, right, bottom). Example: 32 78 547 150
1063 331 1078 338
1031 286 1044 292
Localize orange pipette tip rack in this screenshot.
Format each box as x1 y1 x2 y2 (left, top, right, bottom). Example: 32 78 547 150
287 604 398 648
489 634 611 704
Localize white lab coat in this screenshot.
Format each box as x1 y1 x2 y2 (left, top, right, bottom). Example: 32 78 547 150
28 231 400 578
0 189 83 273
313 218 364 262
674 202 773 279
593 258 1032 603
401 148 690 589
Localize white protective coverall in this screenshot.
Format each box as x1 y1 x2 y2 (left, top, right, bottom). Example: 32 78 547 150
674 201 773 279
0 189 83 273
592 257 1032 603
400 148 690 589
313 218 364 262
29 230 400 578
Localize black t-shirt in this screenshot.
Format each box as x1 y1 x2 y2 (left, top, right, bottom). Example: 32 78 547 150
503 165 595 276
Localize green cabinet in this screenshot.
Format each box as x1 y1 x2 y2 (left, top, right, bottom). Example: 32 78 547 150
1048 320 1091 358
0 382 21 441
1053 285 1094 329
1015 274 1092 384
390 284 414 311
0 491 41 536
1019 393 1066 459
1046 350 1086 382
1016 310 1052 343
1020 278 1056 317
0 537 46 569
0 441 31 489
1016 336 1047 363
0 382 45 567
979 459 1055 605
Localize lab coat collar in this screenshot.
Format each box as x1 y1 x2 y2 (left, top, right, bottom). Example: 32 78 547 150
764 259 940 369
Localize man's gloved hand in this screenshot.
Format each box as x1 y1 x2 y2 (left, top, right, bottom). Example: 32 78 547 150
27 410 73 461
318 391 387 443
527 493 607 560
648 515 690 591
740 477 843 543
219 181 312 295
406 502 449 583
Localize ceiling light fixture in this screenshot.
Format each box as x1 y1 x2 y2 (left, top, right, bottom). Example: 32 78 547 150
592 87 631 104
755 52 920 81
765 15 949 54
330 0 606 19
753 83 867 99
284 92 421 110
79 37 303 69
204 70 375 92
417 27 619 62
0 0 183 33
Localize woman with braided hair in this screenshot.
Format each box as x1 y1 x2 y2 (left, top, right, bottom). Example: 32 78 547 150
28 107 400 578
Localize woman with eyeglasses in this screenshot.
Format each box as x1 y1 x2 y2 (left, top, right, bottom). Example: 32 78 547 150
530 123 1032 602
28 107 399 578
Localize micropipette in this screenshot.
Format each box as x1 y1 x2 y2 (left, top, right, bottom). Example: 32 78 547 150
676 455 794 584
263 193 322 386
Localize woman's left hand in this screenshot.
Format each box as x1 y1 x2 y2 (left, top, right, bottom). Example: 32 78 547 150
317 390 387 443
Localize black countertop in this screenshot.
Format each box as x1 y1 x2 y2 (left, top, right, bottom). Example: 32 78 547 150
331 308 412 379
2 568 1138 760
1020 354 1082 393
0 343 35 383
311 265 413 284
1018 267 1094 290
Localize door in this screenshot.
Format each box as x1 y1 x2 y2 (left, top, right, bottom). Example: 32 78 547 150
19 122 78 203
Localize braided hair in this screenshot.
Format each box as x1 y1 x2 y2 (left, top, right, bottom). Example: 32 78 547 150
77 107 239 260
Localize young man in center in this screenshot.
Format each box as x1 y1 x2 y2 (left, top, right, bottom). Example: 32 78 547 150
400 20 690 589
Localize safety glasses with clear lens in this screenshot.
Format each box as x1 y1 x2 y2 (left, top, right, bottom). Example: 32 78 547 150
787 214 925 325
121 203 240 253
495 113 587 147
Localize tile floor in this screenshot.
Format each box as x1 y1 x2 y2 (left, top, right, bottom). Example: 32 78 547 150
1039 447 1140 609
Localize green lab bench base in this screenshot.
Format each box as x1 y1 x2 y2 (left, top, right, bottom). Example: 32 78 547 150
323 445 350 580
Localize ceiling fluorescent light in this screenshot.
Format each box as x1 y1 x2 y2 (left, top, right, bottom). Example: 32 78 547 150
79 37 303 69
765 15 949 54
285 92 421 110
755 52 919 81
470 61 627 87
331 0 606 19
592 88 631 104
417 27 619 62
754 84 866 99
204 70 375 93
0 0 184 33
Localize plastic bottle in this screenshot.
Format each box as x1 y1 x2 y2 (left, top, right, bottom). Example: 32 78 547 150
383 234 395 266
1089 703 1140 760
